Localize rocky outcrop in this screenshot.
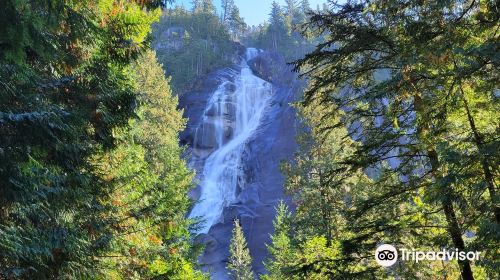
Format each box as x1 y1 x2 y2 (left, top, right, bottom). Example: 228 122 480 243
153 27 186 50
178 50 303 279
247 51 297 86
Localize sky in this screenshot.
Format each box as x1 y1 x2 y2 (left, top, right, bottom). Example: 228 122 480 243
174 0 330 26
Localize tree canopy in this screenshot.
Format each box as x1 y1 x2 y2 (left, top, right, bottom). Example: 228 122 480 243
0 1 204 278
265 0 499 279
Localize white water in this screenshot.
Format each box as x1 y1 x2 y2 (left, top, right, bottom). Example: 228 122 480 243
189 48 272 233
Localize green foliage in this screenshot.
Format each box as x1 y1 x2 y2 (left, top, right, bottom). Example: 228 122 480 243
152 4 234 93
262 202 294 280
192 0 216 14
220 0 246 38
227 6 247 39
243 0 318 61
262 1 291 53
95 50 205 279
0 1 202 279
264 202 367 280
227 219 254 280
278 0 500 279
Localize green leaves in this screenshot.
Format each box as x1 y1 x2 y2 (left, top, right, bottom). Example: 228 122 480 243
152 5 233 93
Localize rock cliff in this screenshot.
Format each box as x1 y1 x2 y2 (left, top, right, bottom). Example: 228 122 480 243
178 49 302 279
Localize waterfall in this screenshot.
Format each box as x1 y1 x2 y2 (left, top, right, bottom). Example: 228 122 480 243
189 48 271 233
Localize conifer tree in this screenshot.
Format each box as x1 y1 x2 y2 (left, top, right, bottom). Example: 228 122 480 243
292 1 499 279
284 0 299 24
248 0 315 59
301 0 311 11
262 202 294 280
153 4 233 92
192 0 216 14
0 1 204 278
96 50 205 279
227 219 254 280
228 6 246 39
266 1 290 51
221 0 235 23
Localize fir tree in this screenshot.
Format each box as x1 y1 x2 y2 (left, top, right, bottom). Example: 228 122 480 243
0 1 204 278
96 50 206 279
221 0 235 23
301 0 311 12
292 1 499 279
262 202 294 280
227 219 254 280
229 7 246 39
153 4 234 92
284 0 300 24
264 1 291 52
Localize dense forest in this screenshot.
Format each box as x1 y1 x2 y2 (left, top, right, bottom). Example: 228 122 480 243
263 1 499 280
0 0 498 280
0 0 204 279
152 0 319 93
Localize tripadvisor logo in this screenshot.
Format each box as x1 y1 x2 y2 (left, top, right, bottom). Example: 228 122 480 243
375 244 481 267
375 244 398 267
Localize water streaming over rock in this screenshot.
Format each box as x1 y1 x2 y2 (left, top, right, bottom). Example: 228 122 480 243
189 48 272 233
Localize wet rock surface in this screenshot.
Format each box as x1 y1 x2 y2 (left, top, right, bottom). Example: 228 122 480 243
178 50 302 279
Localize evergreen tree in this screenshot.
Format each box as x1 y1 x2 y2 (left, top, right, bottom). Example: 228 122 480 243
0 1 204 278
265 1 290 52
191 0 203 13
292 1 499 279
284 0 300 24
153 4 234 92
301 0 311 12
282 99 371 246
262 202 294 280
96 50 206 279
192 0 216 14
228 6 247 39
227 219 254 280
244 0 316 60
221 0 235 23
264 200 351 280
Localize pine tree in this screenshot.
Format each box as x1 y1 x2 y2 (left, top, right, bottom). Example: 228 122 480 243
283 98 372 245
284 0 299 24
221 0 235 23
301 0 311 12
228 6 246 39
191 0 203 13
153 4 234 92
194 0 216 14
227 219 254 280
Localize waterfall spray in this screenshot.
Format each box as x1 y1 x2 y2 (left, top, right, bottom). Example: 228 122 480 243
189 48 271 233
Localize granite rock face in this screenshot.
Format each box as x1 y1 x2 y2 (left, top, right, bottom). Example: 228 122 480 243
178 50 302 279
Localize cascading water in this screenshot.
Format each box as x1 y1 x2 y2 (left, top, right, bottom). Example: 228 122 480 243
189 48 272 233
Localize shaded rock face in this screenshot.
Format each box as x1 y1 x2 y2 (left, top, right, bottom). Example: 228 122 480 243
179 50 302 279
153 27 186 50
247 51 297 86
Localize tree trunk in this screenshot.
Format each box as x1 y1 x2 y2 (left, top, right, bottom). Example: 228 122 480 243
460 87 500 224
427 150 475 280
318 168 332 246
415 94 474 280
